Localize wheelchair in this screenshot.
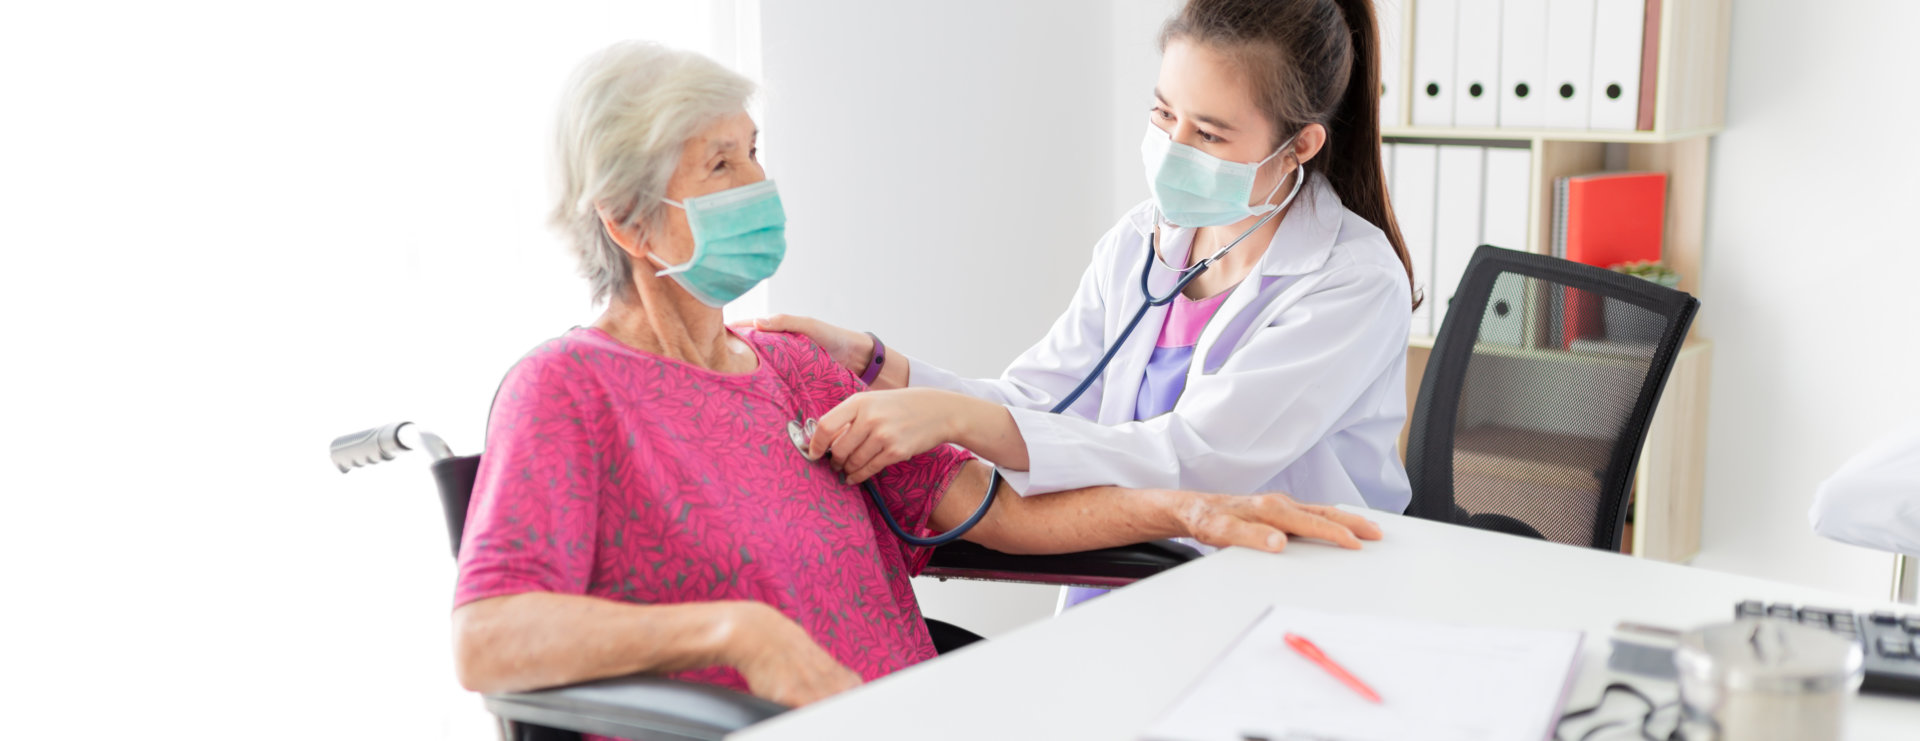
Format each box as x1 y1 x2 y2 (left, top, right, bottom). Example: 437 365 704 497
331 421 1197 740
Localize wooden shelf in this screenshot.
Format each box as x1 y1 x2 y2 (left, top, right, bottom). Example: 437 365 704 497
1387 0 1727 564
1384 126 1722 145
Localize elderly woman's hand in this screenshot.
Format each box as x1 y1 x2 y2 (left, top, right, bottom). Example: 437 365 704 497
728 602 863 707
1176 492 1384 552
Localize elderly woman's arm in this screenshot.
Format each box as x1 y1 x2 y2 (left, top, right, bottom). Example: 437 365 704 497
936 461 1382 555
452 594 859 706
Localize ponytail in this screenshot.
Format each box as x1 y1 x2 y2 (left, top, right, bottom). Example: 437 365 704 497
1327 0 1418 308
1162 0 1419 309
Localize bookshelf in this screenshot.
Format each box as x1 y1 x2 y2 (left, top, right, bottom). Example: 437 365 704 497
1386 0 1730 563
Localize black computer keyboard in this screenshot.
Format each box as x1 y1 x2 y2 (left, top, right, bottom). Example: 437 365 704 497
1735 600 1920 696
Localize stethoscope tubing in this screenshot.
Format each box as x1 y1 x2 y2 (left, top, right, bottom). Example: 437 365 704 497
866 169 1300 547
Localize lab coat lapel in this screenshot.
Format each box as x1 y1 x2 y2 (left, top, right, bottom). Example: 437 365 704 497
1098 223 1182 424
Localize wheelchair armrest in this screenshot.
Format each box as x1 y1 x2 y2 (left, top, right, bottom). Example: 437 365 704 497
921 539 1202 589
484 674 787 741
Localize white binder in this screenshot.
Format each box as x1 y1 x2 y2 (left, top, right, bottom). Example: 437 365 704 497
1432 145 1485 332
1382 142 1398 194
1498 0 1549 128
1479 147 1532 346
1393 143 1440 338
1452 0 1503 127
1410 0 1458 127
1543 0 1598 129
1379 0 1407 127
1587 0 1647 130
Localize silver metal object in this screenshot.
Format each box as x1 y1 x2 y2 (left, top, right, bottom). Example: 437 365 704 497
783 420 806 454
330 421 456 473
1675 619 1863 741
1609 621 1683 679
1894 554 1918 605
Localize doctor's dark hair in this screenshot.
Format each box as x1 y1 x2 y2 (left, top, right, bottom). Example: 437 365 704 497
1162 0 1420 309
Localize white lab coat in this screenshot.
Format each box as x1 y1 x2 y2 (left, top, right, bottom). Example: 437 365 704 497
907 174 1414 512
1810 420 1920 557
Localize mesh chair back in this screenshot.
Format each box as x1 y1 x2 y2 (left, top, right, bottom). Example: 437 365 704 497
1406 245 1698 551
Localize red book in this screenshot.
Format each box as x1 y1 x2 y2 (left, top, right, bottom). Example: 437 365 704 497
1637 0 1663 131
1560 171 1667 347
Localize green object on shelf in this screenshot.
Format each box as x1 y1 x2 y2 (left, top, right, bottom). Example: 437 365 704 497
1611 260 1682 289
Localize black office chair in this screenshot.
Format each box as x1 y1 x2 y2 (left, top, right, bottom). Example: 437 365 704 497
330 422 1197 740
1405 245 1698 551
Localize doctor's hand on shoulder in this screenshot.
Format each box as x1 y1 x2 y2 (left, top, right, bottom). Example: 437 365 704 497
737 315 905 389
808 387 1026 485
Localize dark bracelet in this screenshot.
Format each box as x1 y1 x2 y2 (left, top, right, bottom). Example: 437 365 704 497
859 331 887 386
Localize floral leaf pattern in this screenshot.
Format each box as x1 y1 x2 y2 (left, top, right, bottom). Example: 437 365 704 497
453 327 970 705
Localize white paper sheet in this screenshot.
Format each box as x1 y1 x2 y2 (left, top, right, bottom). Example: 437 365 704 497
1143 605 1584 741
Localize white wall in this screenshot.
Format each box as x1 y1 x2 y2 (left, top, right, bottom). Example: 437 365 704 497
1690 2 1920 599
1110 0 1187 217
0 2 726 737
757 0 1139 635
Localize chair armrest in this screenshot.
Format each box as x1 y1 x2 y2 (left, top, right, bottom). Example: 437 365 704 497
483 675 787 741
921 539 1201 589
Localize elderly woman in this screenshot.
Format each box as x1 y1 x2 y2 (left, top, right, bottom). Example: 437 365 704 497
451 41 1382 713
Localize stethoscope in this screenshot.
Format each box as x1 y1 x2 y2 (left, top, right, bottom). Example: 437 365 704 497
837 166 1307 547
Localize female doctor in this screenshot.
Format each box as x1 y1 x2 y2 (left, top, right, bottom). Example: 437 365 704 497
752 0 1418 536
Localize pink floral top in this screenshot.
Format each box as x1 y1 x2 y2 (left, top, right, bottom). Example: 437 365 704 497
454 327 971 701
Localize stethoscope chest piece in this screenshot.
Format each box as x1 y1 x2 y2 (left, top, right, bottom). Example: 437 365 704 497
786 417 820 459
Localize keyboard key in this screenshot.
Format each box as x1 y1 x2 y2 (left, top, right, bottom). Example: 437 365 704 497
1736 600 1766 619
1870 611 1899 625
1878 636 1914 658
1767 605 1796 620
1903 616 1920 634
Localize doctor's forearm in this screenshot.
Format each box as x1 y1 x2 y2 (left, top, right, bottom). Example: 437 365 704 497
951 396 1030 471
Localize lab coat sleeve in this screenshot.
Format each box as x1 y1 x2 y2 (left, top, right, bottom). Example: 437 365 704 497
1809 419 1920 556
905 221 1126 422
1006 262 1410 497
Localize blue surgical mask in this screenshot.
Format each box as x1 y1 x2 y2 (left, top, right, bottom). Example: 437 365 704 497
1140 125 1298 228
649 179 787 307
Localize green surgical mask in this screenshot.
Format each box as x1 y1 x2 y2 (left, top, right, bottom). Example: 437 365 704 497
649 179 787 307
1140 125 1298 228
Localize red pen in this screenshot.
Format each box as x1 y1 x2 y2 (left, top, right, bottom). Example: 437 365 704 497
1283 632 1383 704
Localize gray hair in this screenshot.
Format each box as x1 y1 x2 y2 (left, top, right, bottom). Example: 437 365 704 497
550 42 755 304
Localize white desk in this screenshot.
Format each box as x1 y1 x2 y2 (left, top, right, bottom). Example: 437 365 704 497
734 510 1920 740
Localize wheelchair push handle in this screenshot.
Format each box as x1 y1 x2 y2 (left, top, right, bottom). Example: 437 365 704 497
330 421 455 472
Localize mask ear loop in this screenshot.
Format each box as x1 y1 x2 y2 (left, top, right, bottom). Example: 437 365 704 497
642 199 694 277
596 204 666 279
1249 133 1303 211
